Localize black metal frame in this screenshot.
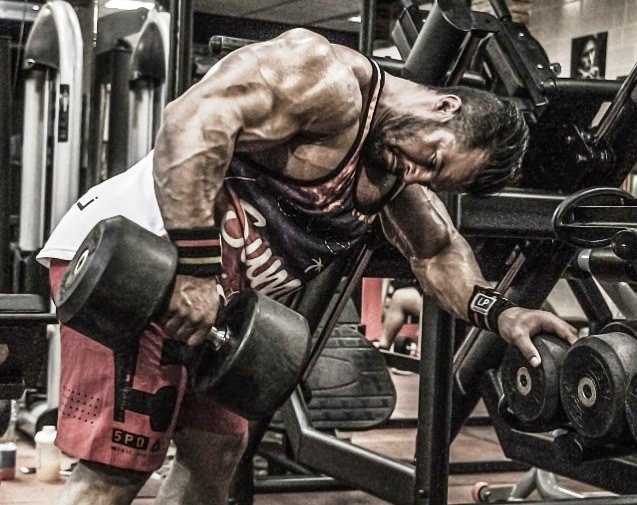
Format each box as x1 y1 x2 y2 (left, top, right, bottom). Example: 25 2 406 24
0 36 11 293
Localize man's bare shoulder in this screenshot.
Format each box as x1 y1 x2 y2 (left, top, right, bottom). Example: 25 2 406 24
248 29 372 126
251 29 372 85
163 28 375 154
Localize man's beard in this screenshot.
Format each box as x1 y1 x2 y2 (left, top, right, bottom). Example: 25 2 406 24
355 128 404 214
361 127 390 172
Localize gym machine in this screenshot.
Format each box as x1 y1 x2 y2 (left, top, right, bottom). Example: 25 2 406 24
0 36 11 294
16 0 83 291
13 0 83 436
0 17 55 440
398 1 637 504
93 8 170 178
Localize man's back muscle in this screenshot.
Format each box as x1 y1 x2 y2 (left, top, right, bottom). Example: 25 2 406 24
176 29 375 181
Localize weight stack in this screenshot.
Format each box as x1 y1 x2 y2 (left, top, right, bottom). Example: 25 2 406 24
560 331 637 440
500 334 569 431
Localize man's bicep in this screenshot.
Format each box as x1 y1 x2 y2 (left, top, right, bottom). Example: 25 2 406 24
380 185 457 261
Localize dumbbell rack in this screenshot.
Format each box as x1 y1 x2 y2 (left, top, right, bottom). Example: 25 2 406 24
482 369 637 494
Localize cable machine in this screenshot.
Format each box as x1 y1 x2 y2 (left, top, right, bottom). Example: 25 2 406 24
15 0 83 436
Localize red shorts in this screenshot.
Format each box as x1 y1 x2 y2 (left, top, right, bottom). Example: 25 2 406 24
50 260 248 472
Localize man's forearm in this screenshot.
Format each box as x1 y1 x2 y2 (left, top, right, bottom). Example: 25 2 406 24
410 233 488 322
153 102 238 230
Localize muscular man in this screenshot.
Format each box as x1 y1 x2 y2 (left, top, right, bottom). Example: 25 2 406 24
38 28 577 504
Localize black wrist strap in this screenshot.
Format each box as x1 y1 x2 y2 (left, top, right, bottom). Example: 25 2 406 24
467 285 516 334
166 226 222 277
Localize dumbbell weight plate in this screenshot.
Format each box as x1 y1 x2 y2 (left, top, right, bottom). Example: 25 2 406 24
500 334 568 428
625 373 637 442
56 216 177 348
560 332 637 440
186 289 311 420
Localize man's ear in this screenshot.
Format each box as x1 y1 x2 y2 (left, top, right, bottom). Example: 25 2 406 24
434 94 461 121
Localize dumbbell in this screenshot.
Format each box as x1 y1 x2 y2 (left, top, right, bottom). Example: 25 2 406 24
500 334 569 431
607 321 637 444
55 215 311 420
560 328 637 440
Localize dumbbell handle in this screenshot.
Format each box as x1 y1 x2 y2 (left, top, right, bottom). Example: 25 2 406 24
206 326 231 350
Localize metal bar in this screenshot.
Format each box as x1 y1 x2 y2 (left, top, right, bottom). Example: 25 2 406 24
579 248 637 284
456 191 565 239
541 78 621 101
464 414 491 426
593 58 637 147
19 68 49 251
381 349 420 372
0 36 10 292
254 475 352 494
301 245 373 382
572 205 637 223
208 35 254 57
384 417 418 429
535 469 586 500
282 389 415 505
359 0 375 56
413 297 455 505
402 0 472 86
0 314 57 324
488 0 512 20
566 275 612 334
107 44 132 177
446 33 483 86
258 445 313 475
449 460 530 474
293 258 348 335
168 0 192 99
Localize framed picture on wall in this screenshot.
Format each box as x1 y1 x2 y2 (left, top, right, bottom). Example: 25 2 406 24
571 32 607 79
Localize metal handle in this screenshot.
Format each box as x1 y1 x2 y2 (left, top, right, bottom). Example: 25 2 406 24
208 36 255 57
206 325 230 350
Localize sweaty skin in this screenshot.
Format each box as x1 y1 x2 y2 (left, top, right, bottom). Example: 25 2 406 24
153 28 577 363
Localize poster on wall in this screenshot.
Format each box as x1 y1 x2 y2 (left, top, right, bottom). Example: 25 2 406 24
571 32 607 79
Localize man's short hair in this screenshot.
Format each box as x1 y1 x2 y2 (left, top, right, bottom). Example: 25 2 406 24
439 86 529 195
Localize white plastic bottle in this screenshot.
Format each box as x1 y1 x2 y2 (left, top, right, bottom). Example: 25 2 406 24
34 425 61 482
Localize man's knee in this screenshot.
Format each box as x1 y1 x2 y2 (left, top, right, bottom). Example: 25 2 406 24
156 429 248 505
173 428 248 476
79 460 151 485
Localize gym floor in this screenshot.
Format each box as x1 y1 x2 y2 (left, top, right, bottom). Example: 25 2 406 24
0 373 596 504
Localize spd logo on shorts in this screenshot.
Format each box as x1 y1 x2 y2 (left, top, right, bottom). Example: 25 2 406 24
112 428 150 450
